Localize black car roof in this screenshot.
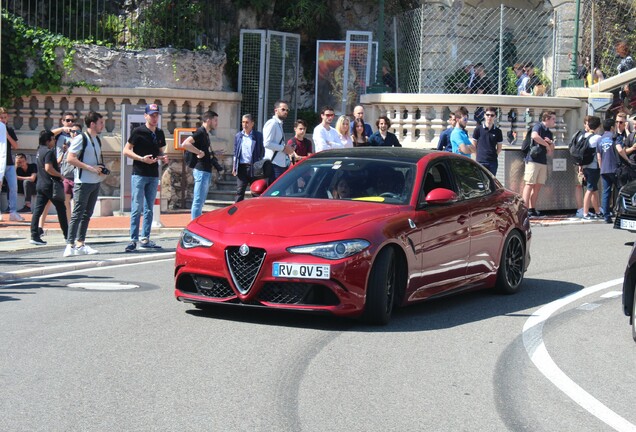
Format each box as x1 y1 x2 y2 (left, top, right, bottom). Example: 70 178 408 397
310 147 436 163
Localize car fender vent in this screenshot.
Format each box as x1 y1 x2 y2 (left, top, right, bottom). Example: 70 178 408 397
226 246 266 294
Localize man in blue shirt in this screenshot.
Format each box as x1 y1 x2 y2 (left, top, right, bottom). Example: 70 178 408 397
437 112 456 152
350 105 373 137
471 106 503 175
597 116 623 223
522 110 556 217
450 109 475 156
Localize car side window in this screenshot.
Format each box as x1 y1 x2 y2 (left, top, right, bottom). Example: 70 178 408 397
419 162 455 206
450 159 491 200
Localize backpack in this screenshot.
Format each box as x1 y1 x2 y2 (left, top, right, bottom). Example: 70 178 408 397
568 130 595 166
521 126 534 156
60 133 94 179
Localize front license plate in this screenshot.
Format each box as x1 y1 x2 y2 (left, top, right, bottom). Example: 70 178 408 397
272 263 330 279
620 219 636 230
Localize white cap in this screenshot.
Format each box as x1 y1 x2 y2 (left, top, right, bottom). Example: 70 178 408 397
462 60 473 67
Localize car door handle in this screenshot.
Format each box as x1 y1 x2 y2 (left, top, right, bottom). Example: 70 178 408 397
457 215 468 224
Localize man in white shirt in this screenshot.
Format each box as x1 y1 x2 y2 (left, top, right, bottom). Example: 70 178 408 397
262 100 294 182
313 106 340 153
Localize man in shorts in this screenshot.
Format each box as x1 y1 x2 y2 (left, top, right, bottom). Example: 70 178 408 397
522 110 556 217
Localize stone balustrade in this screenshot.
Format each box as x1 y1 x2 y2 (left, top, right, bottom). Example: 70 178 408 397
8 87 242 155
360 93 585 148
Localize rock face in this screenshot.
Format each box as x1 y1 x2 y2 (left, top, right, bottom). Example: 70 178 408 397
66 45 226 91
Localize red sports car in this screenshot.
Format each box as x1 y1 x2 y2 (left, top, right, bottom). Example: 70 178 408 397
174 148 531 325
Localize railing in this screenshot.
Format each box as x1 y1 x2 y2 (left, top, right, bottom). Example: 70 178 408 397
8 87 242 154
360 93 584 148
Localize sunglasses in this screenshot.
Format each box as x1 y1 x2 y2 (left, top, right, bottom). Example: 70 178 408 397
325 113 335 118
616 121 626 124
63 118 74 122
279 108 289 112
485 113 496 117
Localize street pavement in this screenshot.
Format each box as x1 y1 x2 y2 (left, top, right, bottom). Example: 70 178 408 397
0 207 601 283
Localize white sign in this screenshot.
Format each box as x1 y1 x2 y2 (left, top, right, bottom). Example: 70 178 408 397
552 158 567 172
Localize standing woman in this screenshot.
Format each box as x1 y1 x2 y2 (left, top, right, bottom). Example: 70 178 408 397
335 115 353 149
351 118 369 146
29 130 68 245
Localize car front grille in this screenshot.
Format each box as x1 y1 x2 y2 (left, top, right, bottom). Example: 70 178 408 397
226 246 266 294
620 190 636 212
258 282 340 306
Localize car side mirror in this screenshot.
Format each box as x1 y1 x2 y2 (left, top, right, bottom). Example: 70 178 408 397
250 179 268 197
425 188 457 205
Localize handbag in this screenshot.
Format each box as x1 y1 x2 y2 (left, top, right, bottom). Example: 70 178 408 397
253 151 278 179
52 179 65 202
529 143 542 158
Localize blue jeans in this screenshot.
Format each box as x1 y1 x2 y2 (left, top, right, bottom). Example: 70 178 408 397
601 173 616 218
479 161 498 176
4 165 17 212
191 169 211 220
130 175 159 242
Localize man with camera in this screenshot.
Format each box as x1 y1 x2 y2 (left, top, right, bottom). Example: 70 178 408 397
63 111 108 257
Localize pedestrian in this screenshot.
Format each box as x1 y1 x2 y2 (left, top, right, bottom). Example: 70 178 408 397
519 62 542 96
335 115 353 149
437 112 456 152
122 103 168 252
232 114 264 202
616 41 635 74
30 130 68 246
180 110 218 219
522 110 556 217
514 63 528 96
30 130 69 246
0 107 24 221
581 116 602 220
369 116 401 147
288 119 312 163
313 106 340 153
471 107 503 175
262 100 293 182
14 153 37 213
64 111 107 256
0 121 7 222
382 63 397 93
350 105 373 137
351 118 369 147
450 109 475 156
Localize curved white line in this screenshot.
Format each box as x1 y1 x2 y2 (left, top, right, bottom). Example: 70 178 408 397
522 278 636 432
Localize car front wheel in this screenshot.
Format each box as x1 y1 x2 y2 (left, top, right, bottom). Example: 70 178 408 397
632 289 636 342
495 231 525 294
362 247 396 325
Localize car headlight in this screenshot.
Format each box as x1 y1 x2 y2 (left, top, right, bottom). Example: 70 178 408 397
180 229 213 249
287 240 370 260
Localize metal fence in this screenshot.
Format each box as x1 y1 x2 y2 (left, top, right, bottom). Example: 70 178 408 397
578 0 636 83
238 30 300 132
2 0 223 49
392 3 557 95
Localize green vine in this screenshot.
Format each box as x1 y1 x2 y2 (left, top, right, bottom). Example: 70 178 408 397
0 12 99 107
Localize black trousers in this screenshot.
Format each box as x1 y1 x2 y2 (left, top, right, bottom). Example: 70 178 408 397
21 179 36 203
30 189 68 239
235 164 254 202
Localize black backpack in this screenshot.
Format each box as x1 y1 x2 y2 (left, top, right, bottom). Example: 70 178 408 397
521 126 534 156
568 130 594 165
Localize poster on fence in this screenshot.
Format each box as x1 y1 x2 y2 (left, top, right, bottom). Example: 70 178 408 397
315 40 376 116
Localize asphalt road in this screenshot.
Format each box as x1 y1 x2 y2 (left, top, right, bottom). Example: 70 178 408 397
1 224 634 431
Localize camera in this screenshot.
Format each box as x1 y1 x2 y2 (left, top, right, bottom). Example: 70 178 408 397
98 164 110 175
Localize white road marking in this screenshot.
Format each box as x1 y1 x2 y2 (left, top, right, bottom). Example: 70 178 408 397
523 278 636 432
576 302 600 311
601 291 623 299
67 282 140 290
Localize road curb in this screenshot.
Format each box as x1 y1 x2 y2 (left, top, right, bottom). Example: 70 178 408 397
0 252 176 283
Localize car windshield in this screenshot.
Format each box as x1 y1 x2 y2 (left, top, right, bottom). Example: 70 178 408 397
263 157 416 204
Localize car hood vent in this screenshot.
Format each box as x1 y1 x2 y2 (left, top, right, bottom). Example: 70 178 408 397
226 246 266 294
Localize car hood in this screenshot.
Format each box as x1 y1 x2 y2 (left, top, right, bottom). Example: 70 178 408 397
194 198 400 237
620 180 636 196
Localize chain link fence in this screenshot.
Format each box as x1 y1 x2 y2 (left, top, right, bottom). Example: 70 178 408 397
392 3 556 95
2 0 224 49
578 0 636 82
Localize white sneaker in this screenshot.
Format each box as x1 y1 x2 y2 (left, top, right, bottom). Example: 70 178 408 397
76 244 99 255
9 212 24 221
63 244 77 257
0 213 3 221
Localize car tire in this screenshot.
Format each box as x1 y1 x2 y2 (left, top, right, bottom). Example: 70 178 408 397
495 230 525 294
632 289 636 342
362 247 396 325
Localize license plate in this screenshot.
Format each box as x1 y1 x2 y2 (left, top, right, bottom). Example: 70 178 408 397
272 263 330 279
620 219 636 230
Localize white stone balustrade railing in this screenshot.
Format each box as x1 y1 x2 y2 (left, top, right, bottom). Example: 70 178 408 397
360 93 585 148
8 87 242 155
